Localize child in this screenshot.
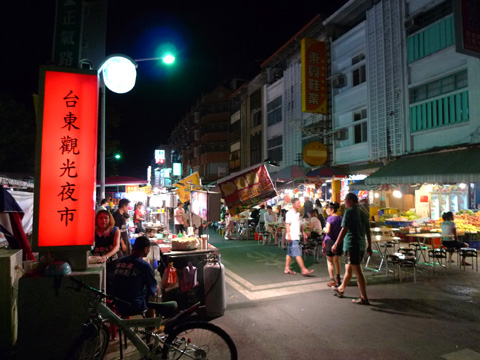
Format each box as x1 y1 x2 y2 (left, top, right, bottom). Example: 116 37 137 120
441 212 470 265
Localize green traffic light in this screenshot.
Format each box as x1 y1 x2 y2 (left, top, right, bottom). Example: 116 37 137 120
162 54 175 64
114 154 121 160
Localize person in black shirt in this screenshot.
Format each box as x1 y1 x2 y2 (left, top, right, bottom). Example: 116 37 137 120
113 198 131 255
113 236 157 317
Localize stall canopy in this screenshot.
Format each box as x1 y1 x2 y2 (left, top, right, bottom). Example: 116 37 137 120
270 165 309 182
365 147 480 185
0 188 35 260
306 166 346 179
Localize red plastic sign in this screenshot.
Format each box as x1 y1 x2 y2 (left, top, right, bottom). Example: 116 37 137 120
36 69 98 248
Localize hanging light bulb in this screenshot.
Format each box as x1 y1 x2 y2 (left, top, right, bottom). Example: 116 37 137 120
393 190 402 198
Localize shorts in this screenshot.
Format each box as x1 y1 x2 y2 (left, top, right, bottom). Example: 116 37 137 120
287 240 302 257
344 249 365 265
324 239 343 257
442 240 468 251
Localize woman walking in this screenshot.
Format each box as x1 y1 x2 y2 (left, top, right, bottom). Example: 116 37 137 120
323 202 343 287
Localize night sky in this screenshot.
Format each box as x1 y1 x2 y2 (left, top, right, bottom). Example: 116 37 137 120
1 0 347 178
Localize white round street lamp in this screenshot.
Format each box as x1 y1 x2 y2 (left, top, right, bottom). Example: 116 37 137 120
101 55 137 94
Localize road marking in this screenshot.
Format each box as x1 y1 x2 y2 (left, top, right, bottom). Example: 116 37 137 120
225 268 327 300
441 349 480 360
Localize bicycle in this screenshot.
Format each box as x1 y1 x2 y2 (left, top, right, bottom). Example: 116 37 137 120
66 276 238 360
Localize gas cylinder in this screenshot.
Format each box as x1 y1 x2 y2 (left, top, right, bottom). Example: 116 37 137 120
203 255 226 317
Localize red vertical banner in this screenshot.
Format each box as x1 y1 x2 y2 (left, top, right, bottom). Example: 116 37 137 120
34 68 98 249
301 38 327 114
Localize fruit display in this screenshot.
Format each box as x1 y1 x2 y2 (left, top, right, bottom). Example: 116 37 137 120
431 210 480 233
379 210 420 223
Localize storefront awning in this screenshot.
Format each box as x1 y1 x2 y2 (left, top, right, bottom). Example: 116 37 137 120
365 147 480 185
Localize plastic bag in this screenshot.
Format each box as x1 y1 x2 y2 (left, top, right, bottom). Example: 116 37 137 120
180 262 198 293
161 262 179 292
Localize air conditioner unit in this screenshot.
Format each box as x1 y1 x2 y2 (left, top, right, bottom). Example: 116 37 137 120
334 128 349 141
332 75 347 88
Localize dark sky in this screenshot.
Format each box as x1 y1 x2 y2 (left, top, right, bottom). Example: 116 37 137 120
1 0 347 178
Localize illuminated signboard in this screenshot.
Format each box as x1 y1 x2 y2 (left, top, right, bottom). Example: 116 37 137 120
301 38 327 114
155 149 165 164
173 162 182 176
217 165 277 216
174 172 202 203
126 185 139 193
33 67 98 250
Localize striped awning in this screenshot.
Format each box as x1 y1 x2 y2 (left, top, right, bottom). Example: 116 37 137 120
365 147 480 185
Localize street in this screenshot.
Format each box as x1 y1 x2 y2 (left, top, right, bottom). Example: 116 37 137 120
106 230 480 360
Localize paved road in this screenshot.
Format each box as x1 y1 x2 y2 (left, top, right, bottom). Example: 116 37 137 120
106 230 480 360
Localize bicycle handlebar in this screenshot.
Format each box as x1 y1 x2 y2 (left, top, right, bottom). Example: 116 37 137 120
68 276 130 306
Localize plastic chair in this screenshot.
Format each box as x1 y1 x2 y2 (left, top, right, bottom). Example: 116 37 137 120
459 248 478 271
428 237 448 272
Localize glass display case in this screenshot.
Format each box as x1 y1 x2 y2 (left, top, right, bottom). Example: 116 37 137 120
430 186 469 219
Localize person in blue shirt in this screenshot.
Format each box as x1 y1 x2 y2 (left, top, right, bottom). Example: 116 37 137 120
113 236 157 317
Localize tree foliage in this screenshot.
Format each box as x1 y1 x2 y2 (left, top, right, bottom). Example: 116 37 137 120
0 94 36 173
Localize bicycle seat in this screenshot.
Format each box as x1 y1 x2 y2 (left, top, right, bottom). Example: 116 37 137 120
147 301 178 317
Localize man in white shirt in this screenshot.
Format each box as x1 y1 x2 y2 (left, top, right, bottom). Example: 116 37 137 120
284 198 314 276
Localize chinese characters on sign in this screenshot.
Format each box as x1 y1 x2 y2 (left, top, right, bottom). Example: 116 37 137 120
35 69 98 248
174 172 202 203
301 38 327 114
53 0 83 67
217 165 277 216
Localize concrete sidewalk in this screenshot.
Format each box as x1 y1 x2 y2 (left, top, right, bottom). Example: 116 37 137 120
106 229 480 359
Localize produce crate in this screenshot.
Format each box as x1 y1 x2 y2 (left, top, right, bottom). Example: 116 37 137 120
469 242 480 250
379 208 398 216
385 220 414 227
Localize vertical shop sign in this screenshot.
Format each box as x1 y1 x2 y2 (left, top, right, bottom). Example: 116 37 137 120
301 38 327 114
34 68 98 249
52 0 84 67
454 0 480 58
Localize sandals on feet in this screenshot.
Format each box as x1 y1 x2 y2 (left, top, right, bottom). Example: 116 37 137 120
352 297 370 305
327 280 337 287
331 287 344 298
302 269 315 277
284 269 296 275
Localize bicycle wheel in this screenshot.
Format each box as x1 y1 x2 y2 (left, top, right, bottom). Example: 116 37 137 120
68 323 109 360
93 323 110 360
161 321 237 360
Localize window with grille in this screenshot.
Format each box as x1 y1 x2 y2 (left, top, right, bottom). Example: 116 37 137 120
410 71 468 104
407 15 455 63
410 91 469 132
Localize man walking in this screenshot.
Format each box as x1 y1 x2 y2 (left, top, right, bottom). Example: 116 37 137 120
331 193 372 305
113 198 131 255
284 198 314 276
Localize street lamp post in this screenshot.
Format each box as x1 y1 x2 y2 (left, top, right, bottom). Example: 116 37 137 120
97 53 176 200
